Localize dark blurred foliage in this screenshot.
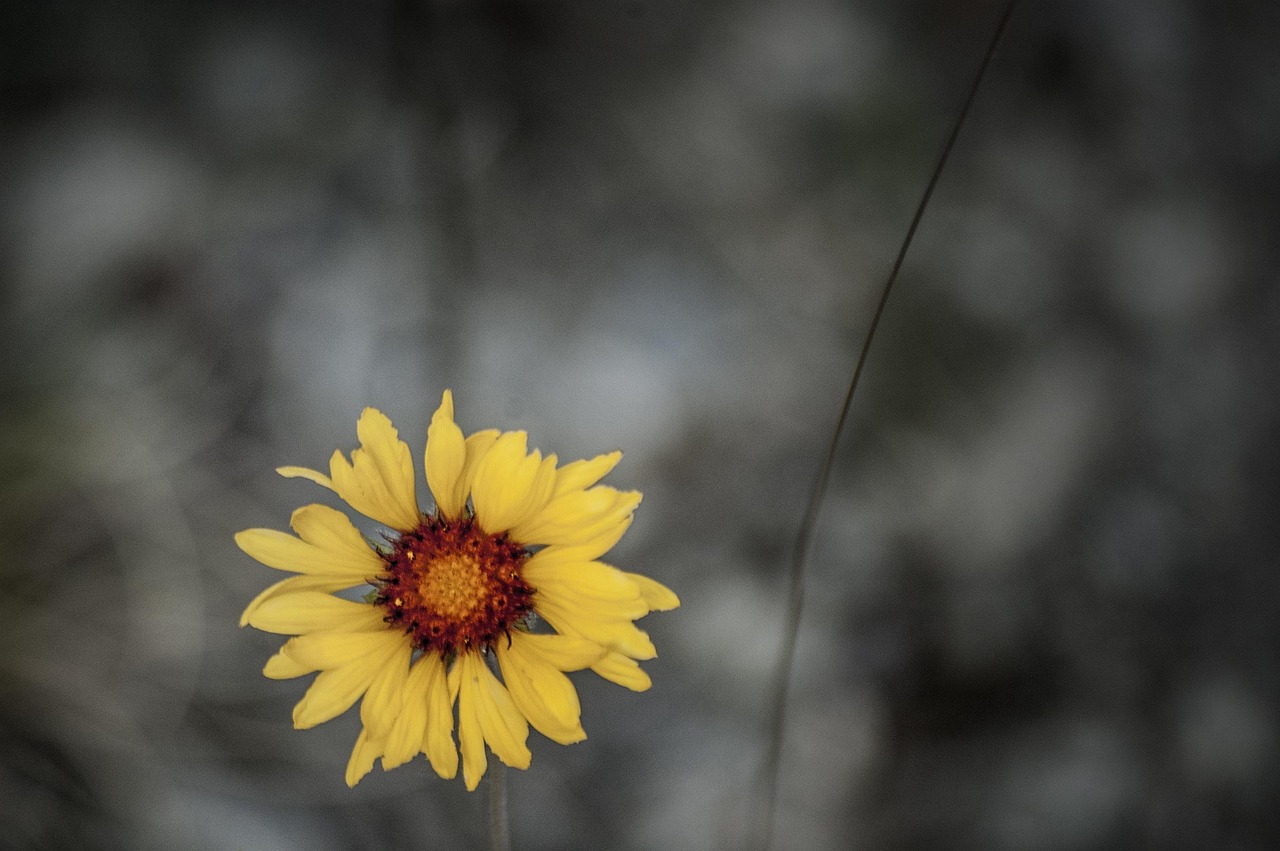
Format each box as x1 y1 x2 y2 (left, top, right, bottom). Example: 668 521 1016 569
2 0 1279 849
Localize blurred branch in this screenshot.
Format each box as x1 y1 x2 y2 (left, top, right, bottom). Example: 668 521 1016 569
389 0 484 382
754 2 1019 848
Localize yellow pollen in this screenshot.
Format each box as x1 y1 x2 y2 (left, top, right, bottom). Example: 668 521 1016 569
419 554 486 620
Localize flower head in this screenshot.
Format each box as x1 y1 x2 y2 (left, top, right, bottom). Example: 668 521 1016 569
237 391 678 789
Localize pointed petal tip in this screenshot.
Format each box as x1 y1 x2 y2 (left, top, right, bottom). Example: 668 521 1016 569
276 465 331 484
432 390 455 421
628 572 680 612
345 757 374 788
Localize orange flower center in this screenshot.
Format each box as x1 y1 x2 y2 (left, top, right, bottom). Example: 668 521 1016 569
376 516 534 655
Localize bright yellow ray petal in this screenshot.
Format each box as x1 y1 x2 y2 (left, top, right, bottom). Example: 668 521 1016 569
522 557 645 603
507 632 605 671
454 429 500 513
421 655 458 780
534 597 657 660
239 574 365 627
246 592 386 635
277 465 335 489
520 544 600 569
319 409 421 532
532 580 649 621
360 640 412 740
497 633 604 745
290 504 384 561
451 655 487 790
472 655 531 770
383 653 455 775
524 515 636 565
425 390 467 519
383 659 430 771
263 643 314 679
235 524 379 579
293 664 380 730
510 488 641 547
591 651 652 692
470 432 531 532
454 651 530 790
471 432 557 533
345 728 381 788
284 629 408 671
496 657 583 744
357 408 419 527
292 633 407 730
624 572 680 612
551 451 622 498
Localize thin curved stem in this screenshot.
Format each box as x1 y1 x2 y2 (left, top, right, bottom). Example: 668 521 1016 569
753 2 1019 848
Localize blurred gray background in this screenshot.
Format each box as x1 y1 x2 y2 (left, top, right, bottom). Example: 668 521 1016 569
2 0 1279 849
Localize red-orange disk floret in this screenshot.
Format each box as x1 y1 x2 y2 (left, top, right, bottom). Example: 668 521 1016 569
375 515 534 655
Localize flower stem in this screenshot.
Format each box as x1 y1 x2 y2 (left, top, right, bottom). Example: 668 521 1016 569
488 761 512 851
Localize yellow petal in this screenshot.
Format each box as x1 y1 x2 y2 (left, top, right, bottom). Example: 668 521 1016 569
452 657 487 791
497 633 602 745
263 643 314 679
235 516 381 579
293 664 379 730
290 504 384 561
454 651 530 790
520 544 601 569
524 516 636 565
511 488 641 547
240 574 365 627
246 592 386 635
469 432 530 531
324 409 421 532
624 572 681 612
284 629 407 671
497 664 583 745
532 579 649 621
383 660 430 771
421 655 459 780
360 640 412 740
453 429 500 514
506 632 605 671
591 651 652 692
425 390 467 519
383 653 455 776
535 596 657 660
471 432 557 533
522 557 646 603
345 728 381 788
277 465 335 489
551 451 622 498
292 632 407 729
472 656 531 770
359 408 420 525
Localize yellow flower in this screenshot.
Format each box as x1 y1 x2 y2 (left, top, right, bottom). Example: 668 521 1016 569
237 391 679 790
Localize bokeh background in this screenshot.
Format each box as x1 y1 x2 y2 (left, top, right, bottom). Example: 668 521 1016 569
3 0 1279 848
